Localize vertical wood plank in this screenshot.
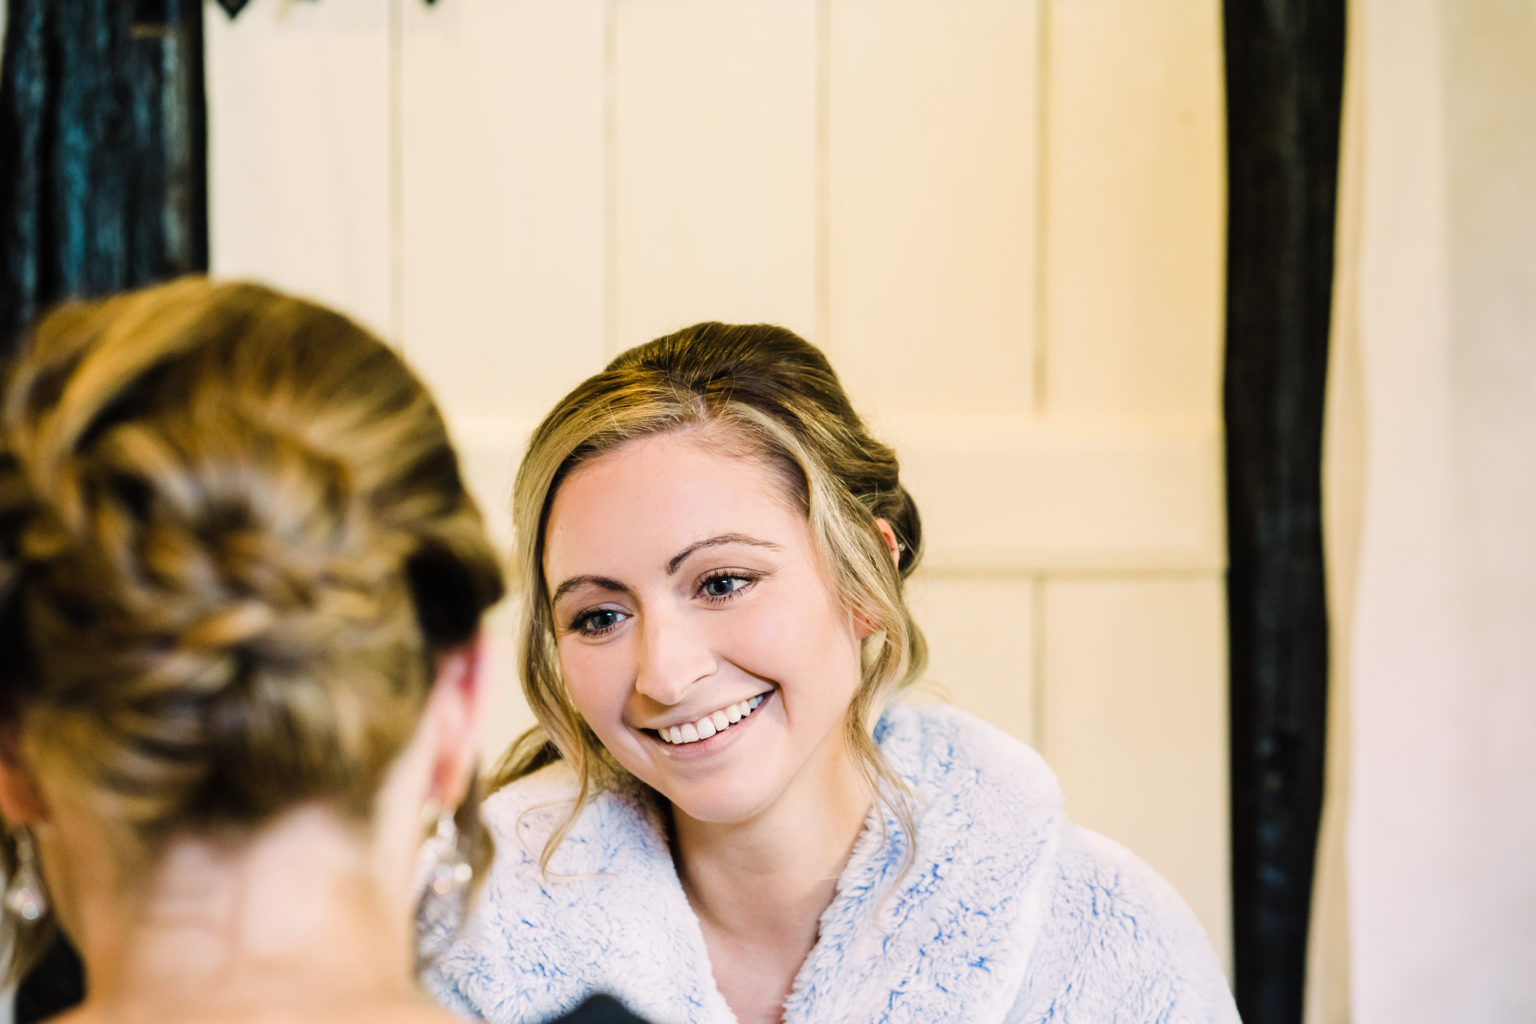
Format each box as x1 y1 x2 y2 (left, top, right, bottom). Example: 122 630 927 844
398 0 608 755
827 0 1038 415
905 575 1036 744
611 0 819 351
1043 0 1223 426
205 2 394 335
399 0 606 421
1041 577 1232 974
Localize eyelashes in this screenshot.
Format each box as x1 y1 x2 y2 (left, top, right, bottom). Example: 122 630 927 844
564 569 765 638
570 607 626 637
698 570 759 602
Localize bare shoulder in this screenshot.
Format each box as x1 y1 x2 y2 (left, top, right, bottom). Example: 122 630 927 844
25 1008 106 1024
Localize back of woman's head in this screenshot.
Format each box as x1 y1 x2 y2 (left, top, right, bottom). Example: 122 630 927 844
0 278 504 849
499 322 926 854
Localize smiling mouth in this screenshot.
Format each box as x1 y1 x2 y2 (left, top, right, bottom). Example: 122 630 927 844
652 694 768 746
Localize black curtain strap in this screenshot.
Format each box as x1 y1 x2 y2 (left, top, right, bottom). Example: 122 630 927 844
214 0 439 18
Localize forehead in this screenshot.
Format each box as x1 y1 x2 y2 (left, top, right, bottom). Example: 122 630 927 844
543 431 804 574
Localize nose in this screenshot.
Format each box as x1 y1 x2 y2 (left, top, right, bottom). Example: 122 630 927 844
633 605 716 706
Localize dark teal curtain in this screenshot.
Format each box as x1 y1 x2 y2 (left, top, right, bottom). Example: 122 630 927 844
0 0 206 356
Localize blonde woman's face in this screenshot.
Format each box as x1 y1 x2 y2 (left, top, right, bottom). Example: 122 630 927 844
542 432 866 827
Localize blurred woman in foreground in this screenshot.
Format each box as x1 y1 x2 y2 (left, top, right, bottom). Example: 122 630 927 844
0 280 641 1024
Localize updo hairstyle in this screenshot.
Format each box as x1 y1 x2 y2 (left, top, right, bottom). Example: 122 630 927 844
495 322 927 865
0 279 504 970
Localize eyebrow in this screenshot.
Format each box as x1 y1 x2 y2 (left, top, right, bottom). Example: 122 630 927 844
666 533 782 575
549 534 783 607
549 575 628 606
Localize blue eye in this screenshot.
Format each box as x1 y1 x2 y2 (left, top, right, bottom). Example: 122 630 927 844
700 573 755 601
573 608 626 636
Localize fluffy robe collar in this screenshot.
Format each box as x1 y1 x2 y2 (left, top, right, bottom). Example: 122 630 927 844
431 703 1066 1023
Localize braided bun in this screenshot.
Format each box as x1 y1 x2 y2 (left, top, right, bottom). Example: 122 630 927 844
0 279 504 840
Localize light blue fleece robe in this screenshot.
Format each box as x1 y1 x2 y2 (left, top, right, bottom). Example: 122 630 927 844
425 703 1240 1024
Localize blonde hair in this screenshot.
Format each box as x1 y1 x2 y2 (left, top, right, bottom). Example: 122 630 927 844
492 322 927 869
0 278 504 977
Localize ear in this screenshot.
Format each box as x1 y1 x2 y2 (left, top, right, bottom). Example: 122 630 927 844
874 518 901 568
0 729 48 825
423 636 486 808
852 519 903 641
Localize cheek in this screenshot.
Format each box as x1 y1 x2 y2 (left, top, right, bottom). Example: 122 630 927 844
557 640 630 723
733 588 862 687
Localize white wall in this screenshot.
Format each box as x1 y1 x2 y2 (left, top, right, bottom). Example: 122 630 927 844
1318 0 1536 1021
204 0 1230 971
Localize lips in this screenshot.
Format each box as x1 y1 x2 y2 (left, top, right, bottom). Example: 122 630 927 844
654 694 767 745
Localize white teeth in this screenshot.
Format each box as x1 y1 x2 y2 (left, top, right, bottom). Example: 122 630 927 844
658 695 767 745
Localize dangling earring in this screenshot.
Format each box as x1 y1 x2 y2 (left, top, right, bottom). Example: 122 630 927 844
3 828 48 923
413 802 475 968
421 804 474 899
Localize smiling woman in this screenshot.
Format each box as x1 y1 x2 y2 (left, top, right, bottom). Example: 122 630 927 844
423 323 1240 1024
544 432 869 835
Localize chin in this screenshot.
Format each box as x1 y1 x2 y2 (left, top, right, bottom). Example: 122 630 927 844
653 778 777 828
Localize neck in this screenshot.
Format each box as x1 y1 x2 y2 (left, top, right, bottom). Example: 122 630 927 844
671 745 872 948
65 805 425 1024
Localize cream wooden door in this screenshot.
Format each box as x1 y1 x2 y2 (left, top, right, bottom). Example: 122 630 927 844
207 0 1229 973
